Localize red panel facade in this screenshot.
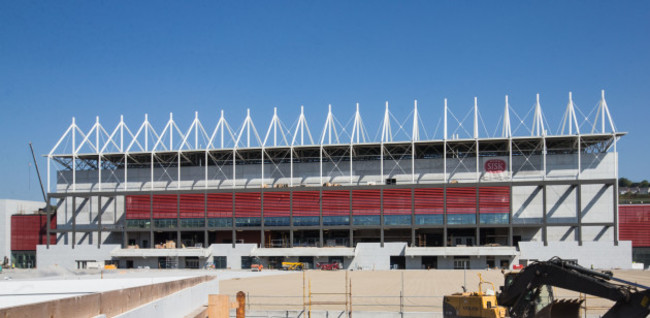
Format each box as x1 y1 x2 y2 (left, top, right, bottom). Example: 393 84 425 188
152 194 177 219
179 194 204 218
479 187 510 214
352 189 380 216
447 187 477 215
263 192 290 217
293 191 321 217
235 192 261 217
207 193 232 218
11 214 56 251
383 188 412 215
414 188 443 215
322 190 349 216
124 186 512 220
619 204 650 247
125 195 150 220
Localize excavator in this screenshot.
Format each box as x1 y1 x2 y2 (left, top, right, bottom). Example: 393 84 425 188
444 257 650 318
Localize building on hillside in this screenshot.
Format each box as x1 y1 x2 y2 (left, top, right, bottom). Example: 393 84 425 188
619 204 650 268
38 91 631 270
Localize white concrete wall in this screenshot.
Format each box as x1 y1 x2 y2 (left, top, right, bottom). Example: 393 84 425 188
581 226 614 242
37 244 120 269
209 243 256 269
547 226 577 241
546 185 578 223
512 186 543 224
349 242 406 270
519 241 632 269
513 227 542 242
581 184 614 223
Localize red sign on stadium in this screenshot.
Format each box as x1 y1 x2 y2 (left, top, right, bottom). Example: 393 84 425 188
484 159 506 173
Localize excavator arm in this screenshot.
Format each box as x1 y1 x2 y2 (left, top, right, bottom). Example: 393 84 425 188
497 257 650 318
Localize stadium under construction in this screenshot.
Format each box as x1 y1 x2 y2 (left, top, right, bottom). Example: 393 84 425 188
38 91 632 270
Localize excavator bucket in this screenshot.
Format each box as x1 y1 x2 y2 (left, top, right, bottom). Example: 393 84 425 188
534 299 583 318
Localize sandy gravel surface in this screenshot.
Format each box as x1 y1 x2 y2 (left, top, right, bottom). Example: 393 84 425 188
220 269 650 314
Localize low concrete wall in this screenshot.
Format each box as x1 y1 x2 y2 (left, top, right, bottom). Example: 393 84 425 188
518 241 633 269
37 244 120 270
0 276 213 318
116 276 220 318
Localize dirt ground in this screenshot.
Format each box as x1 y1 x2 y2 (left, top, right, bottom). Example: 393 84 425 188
219 269 650 315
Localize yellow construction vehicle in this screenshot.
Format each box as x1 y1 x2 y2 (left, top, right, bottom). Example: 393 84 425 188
445 257 650 318
443 274 506 318
281 262 305 270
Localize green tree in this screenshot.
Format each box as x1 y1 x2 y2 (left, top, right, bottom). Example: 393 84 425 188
619 177 633 187
640 180 649 188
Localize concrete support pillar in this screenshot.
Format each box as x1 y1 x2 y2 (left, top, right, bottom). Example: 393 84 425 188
542 184 548 246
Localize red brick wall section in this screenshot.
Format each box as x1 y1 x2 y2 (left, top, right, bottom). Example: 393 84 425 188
11 214 56 251
619 204 650 247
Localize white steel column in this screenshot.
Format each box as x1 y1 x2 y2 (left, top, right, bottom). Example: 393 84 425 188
72 117 76 192
124 154 128 191
443 99 448 183
261 146 265 187
503 96 513 180
177 151 181 189
233 149 236 189
204 150 208 190
577 134 581 180
381 101 392 182
47 156 51 193
121 115 127 191
474 97 479 182
411 100 418 183
349 142 353 185
151 152 154 191
96 116 102 192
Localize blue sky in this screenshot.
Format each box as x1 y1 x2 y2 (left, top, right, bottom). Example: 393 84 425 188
1 1 649 201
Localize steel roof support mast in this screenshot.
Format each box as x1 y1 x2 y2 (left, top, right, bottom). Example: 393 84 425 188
380 101 393 182
350 103 367 185
235 109 261 188
320 104 339 185
207 110 235 188
443 98 448 183
502 96 513 180
291 106 314 186
593 90 616 134
531 94 548 180
411 100 420 183
474 97 479 183
263 107 289 187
